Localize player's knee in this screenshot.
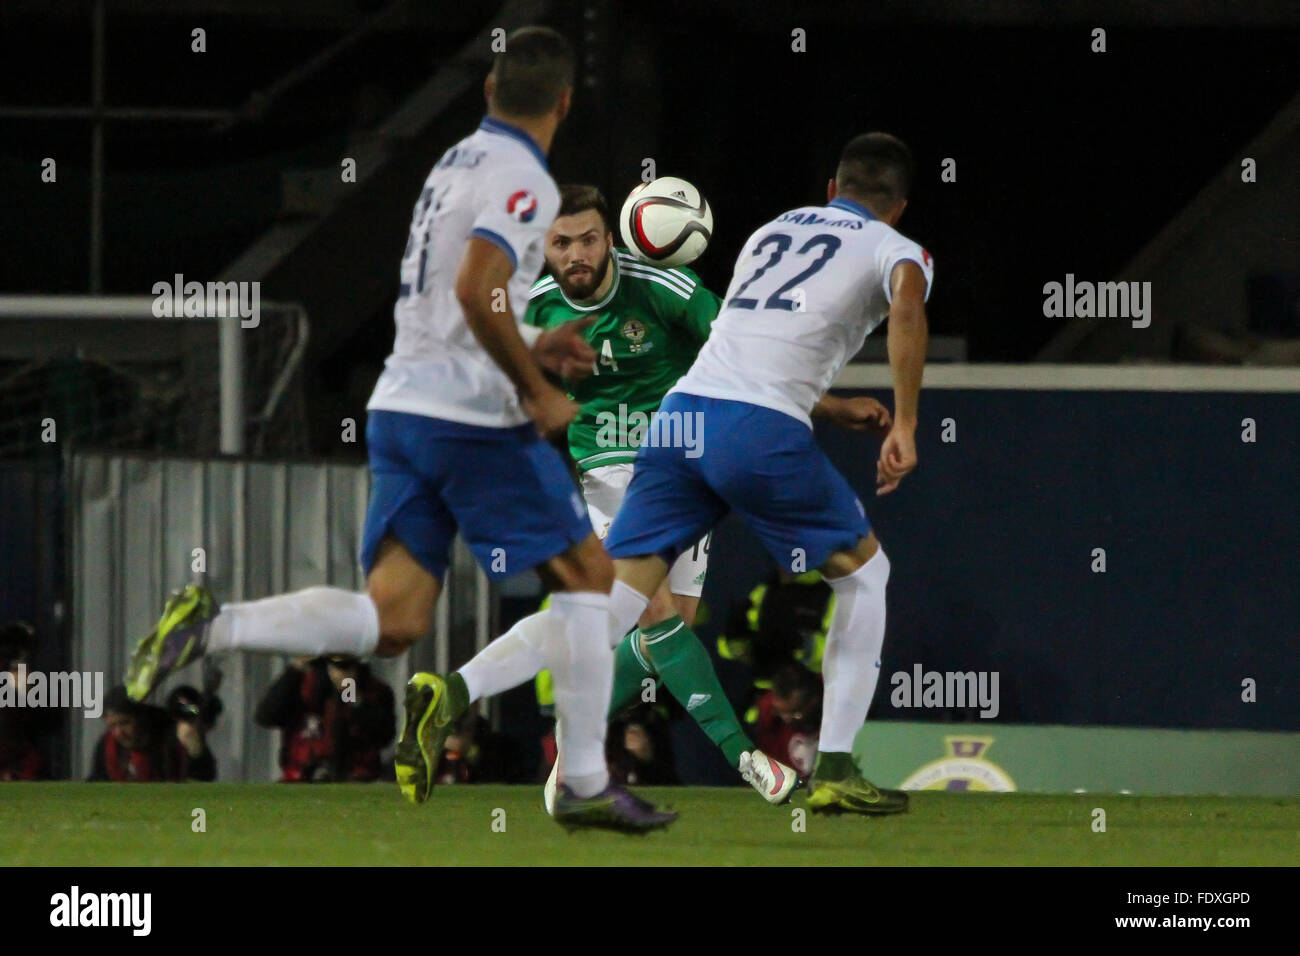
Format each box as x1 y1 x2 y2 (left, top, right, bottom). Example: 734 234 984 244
367 584 429 656
823 534 885 581
544 533 614 594
579 546 614 592
641 587 677 627
374 618 425 657
825 542 889 591
372 595 428 654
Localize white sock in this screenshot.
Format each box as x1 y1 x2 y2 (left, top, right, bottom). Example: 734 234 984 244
819 547 890 753
206 587 380 658
547 590 613 797
608 579 650 649
457 609 553 704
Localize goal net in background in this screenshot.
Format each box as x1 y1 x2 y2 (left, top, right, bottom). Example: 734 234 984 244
0 296 310 459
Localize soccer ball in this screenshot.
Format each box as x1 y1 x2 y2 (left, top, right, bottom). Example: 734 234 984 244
619 176 713 268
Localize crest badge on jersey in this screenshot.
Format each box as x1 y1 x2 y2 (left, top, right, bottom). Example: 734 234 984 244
621 317 653 355
507 189 538 223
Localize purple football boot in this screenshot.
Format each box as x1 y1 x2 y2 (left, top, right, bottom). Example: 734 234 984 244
552 783 678 833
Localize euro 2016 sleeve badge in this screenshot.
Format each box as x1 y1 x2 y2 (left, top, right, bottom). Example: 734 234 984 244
507 189 538 223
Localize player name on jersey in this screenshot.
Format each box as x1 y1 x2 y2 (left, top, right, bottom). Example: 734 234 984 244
775 209 868 229
367 116 560 429
673 196 934 427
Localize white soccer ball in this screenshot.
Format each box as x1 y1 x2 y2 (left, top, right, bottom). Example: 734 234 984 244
619 176 713 268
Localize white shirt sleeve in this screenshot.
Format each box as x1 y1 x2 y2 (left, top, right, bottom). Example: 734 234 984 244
877 232 935 304
469 164 559 274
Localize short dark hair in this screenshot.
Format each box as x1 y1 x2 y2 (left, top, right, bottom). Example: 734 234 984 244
835 132 914 212
0 620 33 669
772 663 820 701
106 684 139 717
488 26 575 118
557 183 611 232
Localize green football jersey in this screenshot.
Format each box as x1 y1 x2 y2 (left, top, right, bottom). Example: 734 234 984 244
525 248 721 472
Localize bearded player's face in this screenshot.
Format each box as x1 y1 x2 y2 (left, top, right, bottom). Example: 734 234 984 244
545 209 613 300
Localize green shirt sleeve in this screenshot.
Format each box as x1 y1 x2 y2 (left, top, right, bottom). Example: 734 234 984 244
676 269 722 344
524 276 561 327
523 293 544 327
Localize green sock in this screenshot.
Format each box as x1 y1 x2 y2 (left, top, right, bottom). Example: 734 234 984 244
608 628 657 718
642 615 753 768
445 671 470 720
813 751 855 781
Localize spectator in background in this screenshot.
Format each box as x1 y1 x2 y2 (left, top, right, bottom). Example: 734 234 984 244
746 663 822 779
434 708 512 784
89 684 217 782
535 671 679 786
719 568 837 781
165 679 224 736
607 702 677 786
0 621 47 780
720 570 834 688
256 655 395 782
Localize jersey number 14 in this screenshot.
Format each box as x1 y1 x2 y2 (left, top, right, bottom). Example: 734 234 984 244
593 338 619 375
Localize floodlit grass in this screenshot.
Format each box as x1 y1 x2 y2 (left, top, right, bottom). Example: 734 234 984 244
2 784 1295 866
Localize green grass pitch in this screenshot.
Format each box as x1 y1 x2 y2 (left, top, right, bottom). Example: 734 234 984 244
2 784 1295 866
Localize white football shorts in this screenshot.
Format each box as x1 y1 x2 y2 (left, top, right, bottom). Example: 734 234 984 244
581 462 710 598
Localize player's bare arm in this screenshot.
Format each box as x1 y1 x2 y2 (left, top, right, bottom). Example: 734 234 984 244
455 236 578 437
812 393 892 437
877 259 928 495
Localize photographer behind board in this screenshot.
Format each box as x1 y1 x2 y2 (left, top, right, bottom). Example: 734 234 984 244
255 655 395 782
89 681 219 782
1 620 53 781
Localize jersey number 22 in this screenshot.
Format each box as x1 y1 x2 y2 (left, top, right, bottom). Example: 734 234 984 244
725 232 841 312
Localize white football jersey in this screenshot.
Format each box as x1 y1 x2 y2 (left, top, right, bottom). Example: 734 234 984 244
367 117 560 427
671 196 933 426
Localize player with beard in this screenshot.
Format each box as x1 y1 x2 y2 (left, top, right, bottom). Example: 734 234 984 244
526 184 892 809
601 133 933 815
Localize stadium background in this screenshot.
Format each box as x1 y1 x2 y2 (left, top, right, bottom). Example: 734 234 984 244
2 1 1298 789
